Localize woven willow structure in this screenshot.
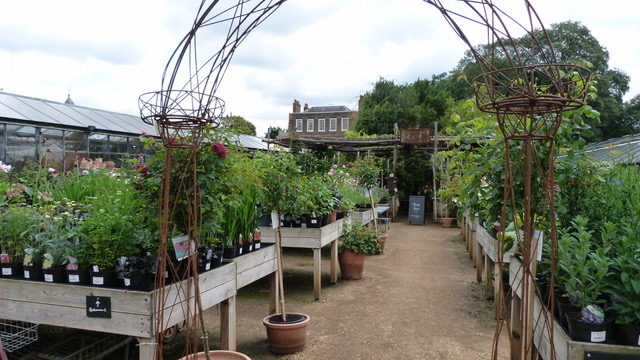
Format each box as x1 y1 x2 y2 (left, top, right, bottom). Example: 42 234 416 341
424 1 591 359
139 1 285 359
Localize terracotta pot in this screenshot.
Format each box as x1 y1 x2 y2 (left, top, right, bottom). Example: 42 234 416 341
441 217 456 228
263 313 310 354
376 233 388 255
178 350 251 359
328 210 338 224
338 249 365 280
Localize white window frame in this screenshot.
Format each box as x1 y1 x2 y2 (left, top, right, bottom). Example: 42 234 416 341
329 118 337 132
341 117 349 131
307 119 314 132
318 118 325 132
295 119 303 132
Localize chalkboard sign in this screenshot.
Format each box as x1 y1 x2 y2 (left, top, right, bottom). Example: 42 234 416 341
408 195 425 225
86 296 111 318
585 352 640 360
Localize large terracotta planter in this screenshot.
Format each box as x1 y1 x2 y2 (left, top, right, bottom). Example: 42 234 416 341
441 217 456 228
262 313 310 354
338 249 365 280
179 350 251 359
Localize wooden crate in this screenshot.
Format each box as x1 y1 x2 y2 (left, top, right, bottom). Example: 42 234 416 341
348 209 373 225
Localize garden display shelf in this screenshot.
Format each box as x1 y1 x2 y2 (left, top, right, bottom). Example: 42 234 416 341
259 217 347 300
0 246 278 360
509 257 640 359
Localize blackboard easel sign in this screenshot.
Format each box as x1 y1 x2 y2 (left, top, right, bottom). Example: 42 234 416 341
408 195 425 225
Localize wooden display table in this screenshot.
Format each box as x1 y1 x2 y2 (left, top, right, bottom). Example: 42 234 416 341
509 257 640 359
0 246 279 359
259 218 346 300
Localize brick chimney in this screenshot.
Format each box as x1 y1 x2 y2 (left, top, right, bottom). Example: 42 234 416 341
293 99 301 113
304 103 309 111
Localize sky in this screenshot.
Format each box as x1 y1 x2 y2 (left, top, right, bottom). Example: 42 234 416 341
1 0 639 137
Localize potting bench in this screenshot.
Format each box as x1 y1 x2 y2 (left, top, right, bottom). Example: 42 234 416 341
0 245 279 359
259 218 347 300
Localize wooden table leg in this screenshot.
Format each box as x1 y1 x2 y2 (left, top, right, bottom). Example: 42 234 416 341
268 272 278 315
220 296 236 351
313 248 321 300
135 337 157 360
330 240 338 284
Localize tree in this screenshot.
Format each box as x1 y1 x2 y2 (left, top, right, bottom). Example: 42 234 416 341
265 126 285 139
453 20 633 142
356 75 454 135
225 115 256 136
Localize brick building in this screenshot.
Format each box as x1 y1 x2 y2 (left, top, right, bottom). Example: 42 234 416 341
288 99 359 137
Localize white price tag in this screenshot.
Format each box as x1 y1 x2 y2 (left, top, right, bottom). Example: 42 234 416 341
69 274 80 283
590 330 606 342
124 278 131 286
24 270 30 279
2 267 12 275
205 263 211 270
44 274 53 282
255 243 261 250
93 276 104 285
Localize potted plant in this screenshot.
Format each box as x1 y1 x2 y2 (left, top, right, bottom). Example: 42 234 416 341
122 250 158 291
299 175 335 228
255 152 310 354
1 206 38 278
603 219 640 346
338 223 381 279
557 216 613 343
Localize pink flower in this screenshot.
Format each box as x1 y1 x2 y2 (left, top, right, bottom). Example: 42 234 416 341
328 171 334 176
212 142 227 158
141 131 147 135
82 170 89 175
135 163 149 176
346 173 350 177
332 164 338 168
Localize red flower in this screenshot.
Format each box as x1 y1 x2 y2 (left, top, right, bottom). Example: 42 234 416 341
212 142 227 158
135 163 148 176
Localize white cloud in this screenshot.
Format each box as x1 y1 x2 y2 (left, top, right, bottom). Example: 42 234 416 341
1 0 639 137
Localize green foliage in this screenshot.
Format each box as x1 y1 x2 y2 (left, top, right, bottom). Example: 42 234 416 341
339 223 381 255
356 75 455 135
352 156 381 189
0 206 39 262
557 216 613 309
298 175 336 217
254 152 302 216
225 115 256 136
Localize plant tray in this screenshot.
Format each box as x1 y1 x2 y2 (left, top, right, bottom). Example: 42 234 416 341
0 319 38 352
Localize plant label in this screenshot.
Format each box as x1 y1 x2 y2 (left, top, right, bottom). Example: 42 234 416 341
86 296 111 318
93 265 100 272
255 243 260 250
124 278 131 286
44 274 53 282
1 254 8 263
24 270 30 279
93 276 104 285
2 267 11 275
205 263 211 271
69 274 80 283
590 330 606 342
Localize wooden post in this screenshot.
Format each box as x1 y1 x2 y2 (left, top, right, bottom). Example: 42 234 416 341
313 248 322 300
220 296 236 351
330 239 339 284
136 337 157 360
